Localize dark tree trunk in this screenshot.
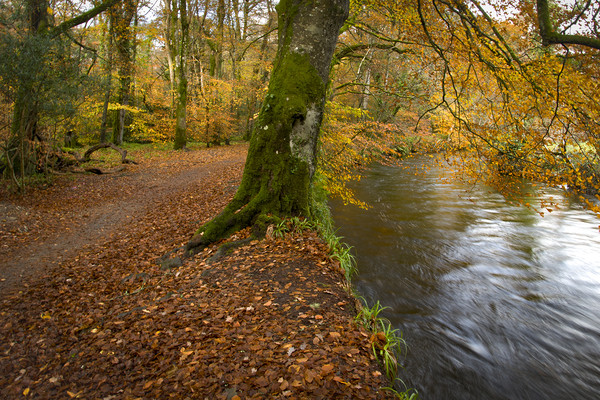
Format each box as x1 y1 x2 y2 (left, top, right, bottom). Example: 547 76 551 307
100 18 113 144
111 0 137 145
173 0 189 150
185 0 349 254
214 0 226 78
164 0 177 112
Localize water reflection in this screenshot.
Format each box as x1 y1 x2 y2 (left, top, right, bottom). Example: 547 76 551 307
330 156 600 399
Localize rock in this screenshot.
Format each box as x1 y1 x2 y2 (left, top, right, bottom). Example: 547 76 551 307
160 257 183 271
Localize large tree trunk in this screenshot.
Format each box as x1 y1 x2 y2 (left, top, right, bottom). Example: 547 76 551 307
185 0 349 254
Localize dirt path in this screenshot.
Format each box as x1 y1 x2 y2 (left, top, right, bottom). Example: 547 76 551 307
0 144 247 296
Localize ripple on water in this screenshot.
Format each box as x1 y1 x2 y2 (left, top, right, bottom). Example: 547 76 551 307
332 157 600 399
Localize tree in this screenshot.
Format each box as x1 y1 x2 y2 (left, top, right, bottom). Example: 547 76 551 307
163 0 177 110
99 14 114 144
1 0 120 182
173 0 190 150
110 0 138 145
408 0 600 207
536 0 600 50
185 0 350 253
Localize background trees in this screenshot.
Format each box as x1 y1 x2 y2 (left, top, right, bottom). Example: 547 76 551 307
0 0 598 216
0 0 120 186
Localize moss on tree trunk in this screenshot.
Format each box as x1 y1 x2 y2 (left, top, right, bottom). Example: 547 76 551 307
185 0 349 254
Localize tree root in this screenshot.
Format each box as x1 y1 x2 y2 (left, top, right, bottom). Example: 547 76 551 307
55 143 138 175
184 200 282 257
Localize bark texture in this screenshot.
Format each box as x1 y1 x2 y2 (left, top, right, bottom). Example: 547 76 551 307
173 0 189 150
185 0 349 253
111 0 137 145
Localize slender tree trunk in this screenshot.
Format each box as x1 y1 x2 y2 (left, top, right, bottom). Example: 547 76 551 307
215 0 225 78
356 47 372 112
164 0 177 112
173 0 189 150
131 8 139 108
100 18 113 143
111 0 137 145
230 0 241 80
244 0 274 140
186 0 349 253
256 0 274 84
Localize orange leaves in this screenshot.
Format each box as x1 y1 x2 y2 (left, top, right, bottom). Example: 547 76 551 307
143 380 154 390
0 145 393 399
329 331 342 340
321 363 335 375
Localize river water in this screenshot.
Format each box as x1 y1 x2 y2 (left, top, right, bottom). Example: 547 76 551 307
329 156 600 400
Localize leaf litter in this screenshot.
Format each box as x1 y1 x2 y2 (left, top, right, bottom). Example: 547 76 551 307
0 144 394 399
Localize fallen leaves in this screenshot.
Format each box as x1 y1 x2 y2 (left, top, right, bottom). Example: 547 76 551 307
321 363 335 375
0 145 393 399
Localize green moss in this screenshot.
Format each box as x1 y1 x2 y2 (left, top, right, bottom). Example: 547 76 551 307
264 52 324 126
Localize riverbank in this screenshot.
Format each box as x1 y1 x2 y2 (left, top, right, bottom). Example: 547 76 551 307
0 144 394 399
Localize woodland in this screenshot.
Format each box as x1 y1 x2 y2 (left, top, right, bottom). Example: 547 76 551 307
0 0 599 398
1 0 599 212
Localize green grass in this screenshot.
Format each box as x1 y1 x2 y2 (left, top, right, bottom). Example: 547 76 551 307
355 298 419 399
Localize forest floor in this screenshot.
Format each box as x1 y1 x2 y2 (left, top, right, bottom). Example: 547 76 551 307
0 143 394 399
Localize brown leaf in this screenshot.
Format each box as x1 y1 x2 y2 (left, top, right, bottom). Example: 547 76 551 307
321 364 334 375
333 376 348 384
255 376 269 387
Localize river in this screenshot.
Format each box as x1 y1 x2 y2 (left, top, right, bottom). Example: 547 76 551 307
329 155 600 400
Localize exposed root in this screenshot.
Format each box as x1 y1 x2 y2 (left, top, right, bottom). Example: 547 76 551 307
69 142 138 165
183 200 282 257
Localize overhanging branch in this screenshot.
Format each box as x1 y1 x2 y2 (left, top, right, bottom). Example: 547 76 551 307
51 0 121 38
536 0 600 50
